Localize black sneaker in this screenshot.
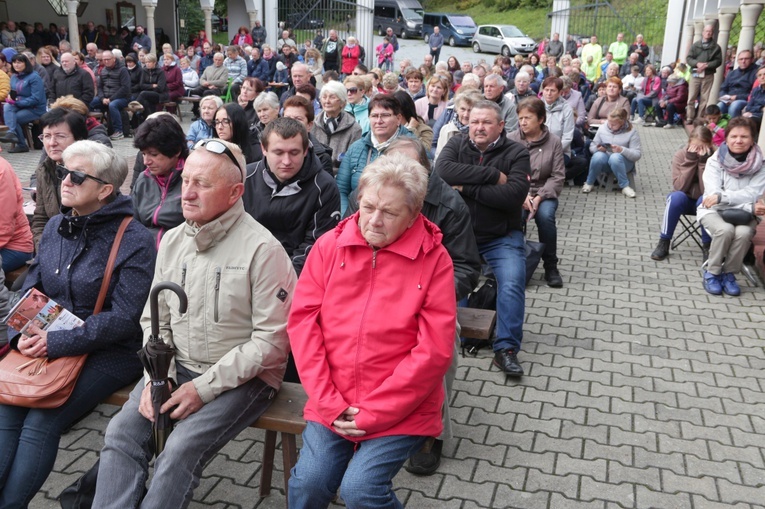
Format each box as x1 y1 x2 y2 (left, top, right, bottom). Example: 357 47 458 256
405 439 443 476
544 267 563 288
651 238 670 260
493 349 523 377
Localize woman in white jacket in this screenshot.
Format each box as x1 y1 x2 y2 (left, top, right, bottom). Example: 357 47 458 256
697 116 765 296
179 57 199 93
582 107 642 197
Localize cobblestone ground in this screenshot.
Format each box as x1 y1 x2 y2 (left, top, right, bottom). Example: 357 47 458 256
3 110 764 509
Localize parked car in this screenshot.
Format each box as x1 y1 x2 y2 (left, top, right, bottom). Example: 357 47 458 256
287 13 325 30
422 13 476 47
373 0 424 39
471 24 537 57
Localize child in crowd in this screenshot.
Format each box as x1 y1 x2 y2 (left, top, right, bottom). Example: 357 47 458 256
650 126 714 261
705 104 730 147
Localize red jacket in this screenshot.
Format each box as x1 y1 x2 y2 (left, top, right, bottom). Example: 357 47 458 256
0 158 33 253
665 81 688 107
341 44 362 75
231 33 253 46
288 213 456 442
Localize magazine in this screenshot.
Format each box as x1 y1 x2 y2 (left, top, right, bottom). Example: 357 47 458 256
4 288 83 337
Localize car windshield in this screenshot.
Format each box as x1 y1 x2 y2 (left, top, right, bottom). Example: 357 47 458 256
501 26 525 38
450 16 475 28
402 8 423 21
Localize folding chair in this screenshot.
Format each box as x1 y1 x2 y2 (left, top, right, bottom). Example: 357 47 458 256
671 214 703 251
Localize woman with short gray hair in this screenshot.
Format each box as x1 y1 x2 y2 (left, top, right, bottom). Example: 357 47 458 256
311 80 362 173
0 140 155 507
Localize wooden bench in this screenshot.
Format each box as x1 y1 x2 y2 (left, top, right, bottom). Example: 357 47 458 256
157 102 181 121
98 308 493 506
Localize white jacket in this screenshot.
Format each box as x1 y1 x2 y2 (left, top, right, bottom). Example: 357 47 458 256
141 200 297 403
697 152 765 222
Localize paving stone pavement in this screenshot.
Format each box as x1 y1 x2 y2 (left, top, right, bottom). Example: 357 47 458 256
3 111 765 509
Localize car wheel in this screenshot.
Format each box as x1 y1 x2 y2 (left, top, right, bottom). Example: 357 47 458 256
449 36 456 47
501 45 511 57
473 42 481 53
400 29 406 39
424 33 430 43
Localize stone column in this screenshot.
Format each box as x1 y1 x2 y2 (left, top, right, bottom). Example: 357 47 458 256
679 20 695 62
144 4 157 53
357 0 374 68
264 0 278 48
693 19 705 43
248 11 259 30
203 8 214 45
739 3 765 54
66 0 80 50
711 11 737 103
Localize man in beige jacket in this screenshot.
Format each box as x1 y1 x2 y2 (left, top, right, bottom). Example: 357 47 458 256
93 139 297 508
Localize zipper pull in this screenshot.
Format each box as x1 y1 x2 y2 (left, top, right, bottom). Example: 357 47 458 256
181 262 187 288
372 250 377 269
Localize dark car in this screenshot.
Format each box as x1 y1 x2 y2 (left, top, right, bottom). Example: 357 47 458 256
287 13 325 30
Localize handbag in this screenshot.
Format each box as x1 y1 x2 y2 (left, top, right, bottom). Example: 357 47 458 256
718 208 755 226
0 216 132 409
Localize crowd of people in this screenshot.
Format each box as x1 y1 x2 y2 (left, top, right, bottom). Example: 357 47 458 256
0 17 764 508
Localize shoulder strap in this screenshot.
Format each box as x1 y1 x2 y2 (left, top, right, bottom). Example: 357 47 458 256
93 216 132 315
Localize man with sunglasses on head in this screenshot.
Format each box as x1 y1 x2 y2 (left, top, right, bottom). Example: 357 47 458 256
93 138 297 508
243 117 340 276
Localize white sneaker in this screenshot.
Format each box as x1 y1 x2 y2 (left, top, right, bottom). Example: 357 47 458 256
582 183 593 193
622 186 636 198
663 123 675 129
632 117 644 124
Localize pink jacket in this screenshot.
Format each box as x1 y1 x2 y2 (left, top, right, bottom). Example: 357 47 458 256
414 97 446 122
0 158 33 253
288 213 456 442
376 42 393 65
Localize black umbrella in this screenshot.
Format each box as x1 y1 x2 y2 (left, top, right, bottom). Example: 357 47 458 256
137 281 187 457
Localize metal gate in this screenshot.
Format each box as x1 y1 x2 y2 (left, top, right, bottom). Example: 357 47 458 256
547 0 668 61
279 0 360 48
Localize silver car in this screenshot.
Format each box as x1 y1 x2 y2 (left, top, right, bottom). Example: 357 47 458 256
471 24 537 57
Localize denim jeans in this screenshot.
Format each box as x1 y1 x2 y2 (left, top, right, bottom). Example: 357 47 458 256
0 248 33 273
93 364 276 509
718 99 747 118
586 151 635 189
2 104 44 149
90 96 129 132
288 421 425 509
0 364 125 508
477 231 525 353
631 96 654 118
524 198 559 268
660 192 711 244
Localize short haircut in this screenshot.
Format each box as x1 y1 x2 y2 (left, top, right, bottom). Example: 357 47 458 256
405 69 423 81
134 114 189 160
49 95 89 116
283 95 315 124
343 75 365 90
542 77 564 91
381 72 399 90
705 104 722 116
483 73 506 88
392 90 418 122
295 83 316 101
144 53 157 63
516 97 546 124
461 73 481 89
369 94 401 116
354 63 368 74
243 77 266 94
261 117 309 151
40 108 88 141
725 116 757 139
199 94 224 110
606 76 623 89
62 140 127 194
196 138 246 184
319 80 348 107
515 71 531 82
322 70 339 82
471 100 503 123
253 90 280 110
386 137 430 171
608 107 630 123
357 152 428 214
453 89 483 109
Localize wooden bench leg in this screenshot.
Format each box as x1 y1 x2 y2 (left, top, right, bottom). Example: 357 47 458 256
281 431 297 507
260 429 277 498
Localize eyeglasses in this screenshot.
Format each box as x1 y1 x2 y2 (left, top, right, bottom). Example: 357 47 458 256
39 133 72 143
56 164 109 186
370 113 394 121
346 87 359 94
193 139 244 180
214 118 232 127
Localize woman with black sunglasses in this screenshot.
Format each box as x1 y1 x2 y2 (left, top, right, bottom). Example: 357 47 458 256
0 140 155 508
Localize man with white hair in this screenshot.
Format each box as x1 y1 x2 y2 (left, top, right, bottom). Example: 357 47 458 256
90 50 132 140
277 30 296 52
482 74 518 133
279 62 311 107
85 43 99 70
512 71 535 103
53 51 95 104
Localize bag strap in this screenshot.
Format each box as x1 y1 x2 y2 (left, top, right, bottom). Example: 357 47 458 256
93 216 132 316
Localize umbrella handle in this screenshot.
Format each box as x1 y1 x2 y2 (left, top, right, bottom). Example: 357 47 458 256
150 282 188 338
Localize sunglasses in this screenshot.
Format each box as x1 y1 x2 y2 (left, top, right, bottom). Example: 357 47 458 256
346 87 359 94
193 139 244 180
56 165 109 186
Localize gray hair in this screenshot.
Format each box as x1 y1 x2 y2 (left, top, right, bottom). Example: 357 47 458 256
461 73 481 89
62 140 128 192
199 95 224 110
454 89 484 109
471 100 503 123
515 71 531 83
112 49 123 60
144 53 157 63
195 139 246 184
253 91 280 110
319 80 348 107
357 152 428 213
386 137 431 171
483 73 506 88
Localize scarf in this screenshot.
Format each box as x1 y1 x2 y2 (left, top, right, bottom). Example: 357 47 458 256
371 129 400 152
451 113 469 134
717 143 763 178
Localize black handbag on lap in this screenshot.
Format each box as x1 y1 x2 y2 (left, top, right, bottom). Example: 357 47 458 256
718 208 755 226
